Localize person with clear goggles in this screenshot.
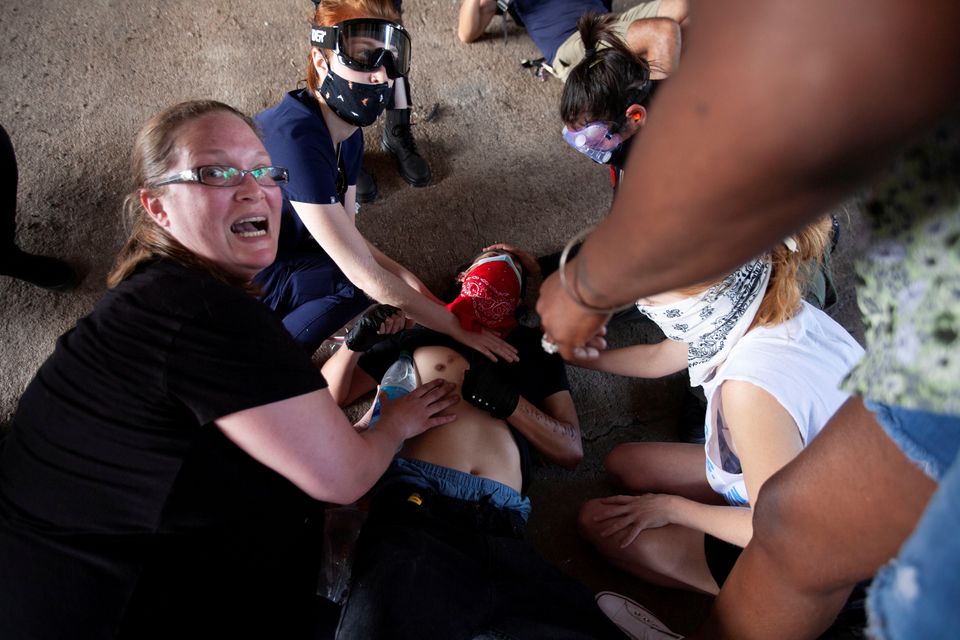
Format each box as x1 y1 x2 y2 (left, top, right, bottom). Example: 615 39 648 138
558 13 663 189
312 0 432 201
255 0 518 364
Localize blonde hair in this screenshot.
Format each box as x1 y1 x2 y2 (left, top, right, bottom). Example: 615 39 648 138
753 216 833 327
676 216 833 327
305 0 402 95
106 100 259 290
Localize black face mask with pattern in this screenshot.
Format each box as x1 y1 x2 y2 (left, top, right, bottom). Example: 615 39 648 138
318 68 393 127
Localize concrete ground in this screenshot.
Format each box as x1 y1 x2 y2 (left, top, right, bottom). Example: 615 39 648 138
1 0 866 636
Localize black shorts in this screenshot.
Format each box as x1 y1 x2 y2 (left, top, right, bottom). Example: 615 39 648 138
704 534 743 588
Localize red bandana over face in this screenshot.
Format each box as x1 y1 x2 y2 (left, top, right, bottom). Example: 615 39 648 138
445 255 521 337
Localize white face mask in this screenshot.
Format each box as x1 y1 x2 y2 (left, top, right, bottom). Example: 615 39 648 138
470 254 523 286
637 257 771 386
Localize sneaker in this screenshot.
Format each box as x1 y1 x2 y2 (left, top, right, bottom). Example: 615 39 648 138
595 592 684 640
356 167 379 203
0 247 77 291
381 108 432 187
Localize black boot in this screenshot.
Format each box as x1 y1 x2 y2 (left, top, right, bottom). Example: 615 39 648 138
0 247 77 291
356 167 379 204
381 108 432 187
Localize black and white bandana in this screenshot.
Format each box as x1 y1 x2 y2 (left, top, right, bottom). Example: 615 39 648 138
637 257 771 386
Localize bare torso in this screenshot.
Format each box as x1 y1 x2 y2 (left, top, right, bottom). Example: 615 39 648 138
398 345 523 492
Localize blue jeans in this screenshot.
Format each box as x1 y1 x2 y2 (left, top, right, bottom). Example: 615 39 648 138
382 458 533 520
864 402 960 639
256 251 372 352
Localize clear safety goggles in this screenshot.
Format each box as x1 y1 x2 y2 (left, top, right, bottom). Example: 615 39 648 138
561 121 624 164
310 19 411 79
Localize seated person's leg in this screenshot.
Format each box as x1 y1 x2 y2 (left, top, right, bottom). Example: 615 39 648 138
257 254 372 353
579 503 721 594
381 77 432 188
578 442 725 592
605 441 721 503
282 293 370 353
695 397 937 639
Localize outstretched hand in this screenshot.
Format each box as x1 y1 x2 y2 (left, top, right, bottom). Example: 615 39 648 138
456 326 520 363
375 379 459 441
537 271 610 360
592 494 675 549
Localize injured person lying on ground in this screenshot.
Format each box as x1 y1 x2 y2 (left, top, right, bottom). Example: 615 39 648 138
321 246 631 640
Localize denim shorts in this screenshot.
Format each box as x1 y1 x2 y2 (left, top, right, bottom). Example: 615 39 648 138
380 458 532 521
867 446 960 639
864 399 960 481
864 402 960 639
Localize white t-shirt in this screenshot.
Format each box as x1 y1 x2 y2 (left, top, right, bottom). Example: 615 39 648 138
700 302 865 506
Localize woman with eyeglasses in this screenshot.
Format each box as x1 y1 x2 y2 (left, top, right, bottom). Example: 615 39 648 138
255 0 517 363
0 100 458 639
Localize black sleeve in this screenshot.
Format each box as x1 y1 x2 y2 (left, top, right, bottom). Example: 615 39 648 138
510 327 570 405
165 284 327 425
357 327 461 382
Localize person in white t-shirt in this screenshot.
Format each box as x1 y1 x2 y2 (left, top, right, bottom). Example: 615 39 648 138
571 216 863 596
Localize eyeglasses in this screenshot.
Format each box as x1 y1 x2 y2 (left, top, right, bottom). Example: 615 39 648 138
311 19 411 79
151 165 289 188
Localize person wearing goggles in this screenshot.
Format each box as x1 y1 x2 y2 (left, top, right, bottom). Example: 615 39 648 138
254 0 517 365
561 14 840 303
559 13 663 190
313 0 432 201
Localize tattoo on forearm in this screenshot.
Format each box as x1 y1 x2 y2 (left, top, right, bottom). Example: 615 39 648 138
518 402 577 440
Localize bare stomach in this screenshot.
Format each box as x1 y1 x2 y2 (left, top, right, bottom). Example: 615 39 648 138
398 345 522 492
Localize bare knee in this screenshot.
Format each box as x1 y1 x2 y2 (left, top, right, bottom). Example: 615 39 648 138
577 498 606 542
605 444 642 486
604 443 660 490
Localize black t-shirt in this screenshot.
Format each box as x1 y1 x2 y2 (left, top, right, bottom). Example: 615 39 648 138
357 325 570 492
0 259 328 637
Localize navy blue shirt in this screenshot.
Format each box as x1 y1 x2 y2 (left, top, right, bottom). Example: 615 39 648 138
512 0 607 64
255 89 364 255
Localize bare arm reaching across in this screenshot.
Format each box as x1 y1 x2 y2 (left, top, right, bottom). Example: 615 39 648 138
458 0 499 43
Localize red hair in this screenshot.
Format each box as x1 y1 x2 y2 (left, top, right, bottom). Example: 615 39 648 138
305 0 402 95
